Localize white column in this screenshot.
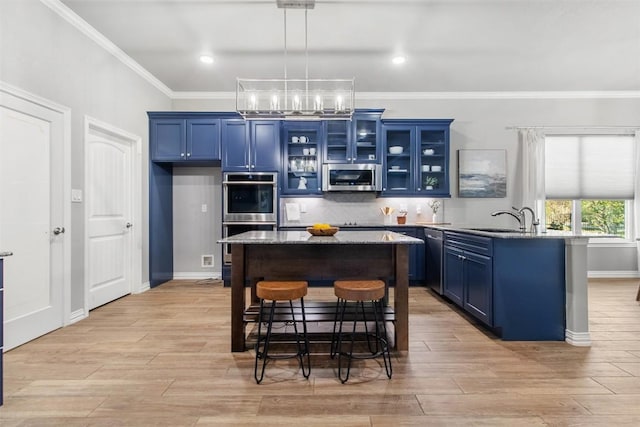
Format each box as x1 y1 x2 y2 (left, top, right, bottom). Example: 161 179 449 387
564 237 591 346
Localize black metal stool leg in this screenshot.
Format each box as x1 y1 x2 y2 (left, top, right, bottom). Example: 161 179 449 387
373 298 392 379
289 299 311 379
330 297 343 358
254 299 276 384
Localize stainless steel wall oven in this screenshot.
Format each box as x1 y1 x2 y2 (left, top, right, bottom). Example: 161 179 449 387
222 172 278 265
223 172 277 223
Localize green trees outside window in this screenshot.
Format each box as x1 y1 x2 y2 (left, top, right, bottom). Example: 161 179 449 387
546 200 626 237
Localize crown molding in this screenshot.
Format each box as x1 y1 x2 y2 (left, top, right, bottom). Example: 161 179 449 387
40 0 172 98
172 90 640 101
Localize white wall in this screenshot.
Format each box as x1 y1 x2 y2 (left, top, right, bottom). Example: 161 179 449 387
172 166 222 278
1 0 171 311
173 96 640 275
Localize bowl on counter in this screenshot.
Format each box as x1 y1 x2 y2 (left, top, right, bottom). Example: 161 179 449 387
389 146 403 154
307 226 339 236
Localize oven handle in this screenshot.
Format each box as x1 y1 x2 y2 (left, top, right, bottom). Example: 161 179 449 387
223 222 277 226
223 181 277 185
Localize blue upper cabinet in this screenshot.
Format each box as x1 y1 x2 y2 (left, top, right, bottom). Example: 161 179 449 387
150 113 224 162
382 119 453 197
187 119 220 160
282 121 323 195
324 109 383 164
221 119 249 170
222 120 280 172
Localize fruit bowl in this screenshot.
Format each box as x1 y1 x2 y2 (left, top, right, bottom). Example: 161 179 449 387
307 226 339 236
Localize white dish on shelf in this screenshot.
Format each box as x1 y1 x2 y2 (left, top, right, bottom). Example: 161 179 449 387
431 165 442 172
390 187 407 190
391 165 400 170
423 149 435 155
388 169 407 172
389 146 403 154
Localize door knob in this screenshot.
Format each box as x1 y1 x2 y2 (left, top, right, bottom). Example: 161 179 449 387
53 226 65 235
126 222 133 228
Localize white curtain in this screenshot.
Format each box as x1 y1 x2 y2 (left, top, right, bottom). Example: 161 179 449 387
517 129 546 229
634 132 640 266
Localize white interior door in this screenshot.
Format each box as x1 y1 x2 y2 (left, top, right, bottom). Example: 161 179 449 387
0 94 66 350
86 121 136 309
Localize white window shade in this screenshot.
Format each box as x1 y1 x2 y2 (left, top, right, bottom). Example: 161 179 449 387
545 135 636 199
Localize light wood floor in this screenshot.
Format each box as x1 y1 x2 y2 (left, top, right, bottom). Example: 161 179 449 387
1 279 639 426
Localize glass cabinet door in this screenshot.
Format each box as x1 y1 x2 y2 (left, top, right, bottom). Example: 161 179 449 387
283 123 322 194
418 127 448 194
353 117 378 163
324 120 350 163
383 127 414 193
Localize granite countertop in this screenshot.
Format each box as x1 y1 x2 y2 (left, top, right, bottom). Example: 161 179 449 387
279 222 449 228
217 230 424 244
423 224 596 240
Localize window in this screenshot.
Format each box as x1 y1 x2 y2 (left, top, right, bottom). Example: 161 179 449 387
544 134 635 239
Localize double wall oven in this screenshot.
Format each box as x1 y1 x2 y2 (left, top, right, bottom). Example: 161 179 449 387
222 172 277 264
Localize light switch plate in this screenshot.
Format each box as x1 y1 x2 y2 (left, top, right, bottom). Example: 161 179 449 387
71 189 82 203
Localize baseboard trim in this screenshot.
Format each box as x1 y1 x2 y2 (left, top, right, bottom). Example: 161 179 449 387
565 330 592 347
134 281 151 294
68 308 88 325
588 270 640 279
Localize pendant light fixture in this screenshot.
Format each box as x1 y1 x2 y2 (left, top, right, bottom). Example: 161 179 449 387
236 0 355 120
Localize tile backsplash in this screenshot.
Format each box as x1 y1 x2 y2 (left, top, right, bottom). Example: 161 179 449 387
280 193 444 226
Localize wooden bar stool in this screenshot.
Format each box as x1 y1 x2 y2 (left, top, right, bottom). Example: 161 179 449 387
254 280 311 384
331 279 392 383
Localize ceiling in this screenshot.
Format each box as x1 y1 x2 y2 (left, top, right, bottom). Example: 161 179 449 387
59 0 640 94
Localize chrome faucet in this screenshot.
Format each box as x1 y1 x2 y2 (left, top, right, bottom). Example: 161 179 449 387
491 209 525 231
514 206 540 234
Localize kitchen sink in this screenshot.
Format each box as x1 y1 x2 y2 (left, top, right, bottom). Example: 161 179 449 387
464 227 522 233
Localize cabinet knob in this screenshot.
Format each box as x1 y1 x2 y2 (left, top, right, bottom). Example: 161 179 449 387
187 153 191 157
181 152 185 157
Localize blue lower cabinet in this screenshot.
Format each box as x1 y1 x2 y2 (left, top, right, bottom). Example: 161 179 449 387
492 238 565 340
443 245 465 306
444 231 566 340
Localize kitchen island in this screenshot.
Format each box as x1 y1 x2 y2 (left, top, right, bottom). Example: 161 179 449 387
218 230 423 352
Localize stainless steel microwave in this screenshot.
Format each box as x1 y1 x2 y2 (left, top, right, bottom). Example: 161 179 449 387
322 163 382 192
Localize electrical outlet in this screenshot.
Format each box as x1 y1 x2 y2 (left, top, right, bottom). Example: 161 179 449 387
201 204 208 213
201 255 213 267
416 204 422 215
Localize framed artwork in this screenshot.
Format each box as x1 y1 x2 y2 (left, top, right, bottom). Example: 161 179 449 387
458 149 507 198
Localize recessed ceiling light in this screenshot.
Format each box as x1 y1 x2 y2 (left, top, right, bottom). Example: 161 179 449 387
392 55 406 65
199 55 214 64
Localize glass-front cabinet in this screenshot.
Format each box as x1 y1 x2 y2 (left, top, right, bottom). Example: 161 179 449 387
282 121 323 195
324 109 383 164
382 119 453 197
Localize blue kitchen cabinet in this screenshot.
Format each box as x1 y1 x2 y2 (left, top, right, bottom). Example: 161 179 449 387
381 119 453 197
222 120 280 172
282 121 323 195
324 109 383 164
443 230 566 340
148 112 238 287
443 232 493 326
150 115 221 162
443 245 465 306
221 119 248 170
